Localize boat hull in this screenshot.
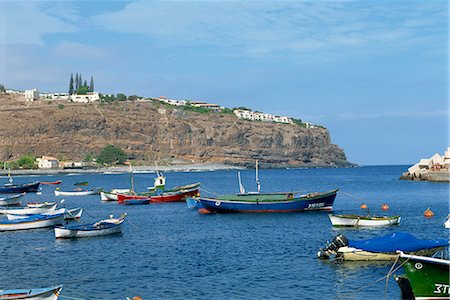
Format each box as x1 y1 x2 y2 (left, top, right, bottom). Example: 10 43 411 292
0 213 64 231
198 189 337 213
336 246 446 261
0 181 40 193
397 253 450 299
54 189 100 196
150 188 199 203
123 199 150 205
0 193 25 206
100 189 130 201
54 218 125 238
329 214 401 227
0 285 63 300
0 204 57 215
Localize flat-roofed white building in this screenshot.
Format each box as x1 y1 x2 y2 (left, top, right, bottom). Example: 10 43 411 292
40 93 70 100
70 92 100 103
36 156 59 169
24 89 39 101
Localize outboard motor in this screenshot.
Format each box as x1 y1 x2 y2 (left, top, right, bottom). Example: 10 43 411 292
317 234 349 259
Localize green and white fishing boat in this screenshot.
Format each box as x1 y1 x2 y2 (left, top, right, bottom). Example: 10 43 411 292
329 214 401 227
395 251 450 300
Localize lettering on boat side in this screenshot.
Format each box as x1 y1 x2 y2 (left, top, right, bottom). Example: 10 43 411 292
414 263 423 269
308 203 325 209
434 284 449 294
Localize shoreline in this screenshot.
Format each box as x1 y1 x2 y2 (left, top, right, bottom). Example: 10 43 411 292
0 163 245 176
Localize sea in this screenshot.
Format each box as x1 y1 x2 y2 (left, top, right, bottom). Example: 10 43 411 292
0 165 448 300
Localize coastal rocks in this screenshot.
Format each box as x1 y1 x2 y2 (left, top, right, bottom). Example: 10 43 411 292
400 147 450 182
0 99 352 168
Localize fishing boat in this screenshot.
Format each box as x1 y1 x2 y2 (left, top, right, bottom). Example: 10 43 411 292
317 232 449 261
26 201 57 208
100 189 131 201
54 188 101 196
41 180 62 185
0 212 64 231
328 214 401 227
394 251 449 299
198 161 337 213
0 192 25 206
54 214 126 238
0 285 63 299
0 203 57 215
116 183 200 204
7 208 83 221
0 181 40 193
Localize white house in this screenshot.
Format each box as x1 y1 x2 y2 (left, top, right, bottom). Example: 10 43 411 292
24 89 39 101
70 92 100 103
233 109 293 124
36 156 59 169
40 92 70 101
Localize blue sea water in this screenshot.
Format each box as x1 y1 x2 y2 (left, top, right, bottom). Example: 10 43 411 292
0 165 448 299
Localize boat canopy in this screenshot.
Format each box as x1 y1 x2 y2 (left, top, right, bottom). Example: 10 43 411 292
348 232 449 253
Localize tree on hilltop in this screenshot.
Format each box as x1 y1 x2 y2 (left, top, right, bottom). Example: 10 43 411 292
69 73 74 95
76 86 89 95
117 93 127 101
97 145 128 165
0 84 5 93
89 76 94 92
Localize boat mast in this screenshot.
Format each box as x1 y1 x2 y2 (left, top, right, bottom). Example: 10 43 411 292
256 160 260 193
127 163 135 193
238 171 245 194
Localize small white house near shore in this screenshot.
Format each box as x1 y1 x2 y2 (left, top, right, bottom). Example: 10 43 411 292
24 89 39 101
70 92 100 103
36 156 59 169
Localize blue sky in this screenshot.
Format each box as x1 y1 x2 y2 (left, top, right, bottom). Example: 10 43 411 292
0 1 448 165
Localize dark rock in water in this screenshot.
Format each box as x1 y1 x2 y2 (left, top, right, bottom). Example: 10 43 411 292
0 99 353 168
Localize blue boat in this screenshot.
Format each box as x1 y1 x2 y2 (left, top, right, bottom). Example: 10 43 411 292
0 285 63 299
123 198 150 205
198 189 338 213
0 212 64 231
0 181 40 193
54 214 126 238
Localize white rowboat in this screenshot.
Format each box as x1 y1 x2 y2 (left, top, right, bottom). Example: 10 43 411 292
0 285 63 300
100 189 130 201
7 207 83 220
329 214 401 227
55 214 126 238
0 212 64 231
0 203 57 215
26 201 57 208
54 189 101 196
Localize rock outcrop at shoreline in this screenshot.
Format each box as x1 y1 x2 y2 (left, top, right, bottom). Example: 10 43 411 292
0 95 351 168
400 147 450 182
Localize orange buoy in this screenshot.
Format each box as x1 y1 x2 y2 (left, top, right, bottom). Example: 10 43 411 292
133 297 142 300
381 203 390 211
424 207 434 218
360 203 368 210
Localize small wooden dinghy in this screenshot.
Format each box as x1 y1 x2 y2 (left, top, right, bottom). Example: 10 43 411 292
54 214 126 239
0 193 25 206
0 203 57 215
54 188 101 196
0 212 64 231
0 285 63 299
26 201 57 208
7 208 83 221
41 180 62 185
329 214 401 227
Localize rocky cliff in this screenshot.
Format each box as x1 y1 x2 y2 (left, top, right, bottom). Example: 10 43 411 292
0 95 351 168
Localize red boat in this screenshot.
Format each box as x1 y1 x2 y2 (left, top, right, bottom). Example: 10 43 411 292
117 184 200 204
41 180 62 185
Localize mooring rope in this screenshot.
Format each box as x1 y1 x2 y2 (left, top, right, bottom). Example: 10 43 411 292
339 191 371 203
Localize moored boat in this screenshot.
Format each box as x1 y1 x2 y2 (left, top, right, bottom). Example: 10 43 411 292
100 189 130 201
26 201 57 208
317 232 449 261
54 214 126 238
0 181 40 193
198 189 338 213
116 183 200 204
0 203 57 215
394 251 449 299
41 180 62 185
0 212 64 231
0 285 63 299
0 192 25 206
123 198 150 205
54 188 101 196
328 214 401 227
7 208 83 220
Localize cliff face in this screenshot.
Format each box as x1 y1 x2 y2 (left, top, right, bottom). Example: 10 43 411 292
0 97 351 167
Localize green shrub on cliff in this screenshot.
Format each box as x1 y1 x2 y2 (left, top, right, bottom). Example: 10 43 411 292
8 155 37 169
96 145 128 165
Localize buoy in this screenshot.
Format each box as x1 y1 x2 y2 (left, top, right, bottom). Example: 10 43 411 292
381 203 390 211
360 203 368 210
424 207 434 218
133 297 142 300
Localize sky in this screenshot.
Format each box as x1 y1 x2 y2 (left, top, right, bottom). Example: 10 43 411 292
0 1 448 165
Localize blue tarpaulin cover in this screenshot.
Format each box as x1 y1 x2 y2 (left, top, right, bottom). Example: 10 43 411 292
348 232 449 253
